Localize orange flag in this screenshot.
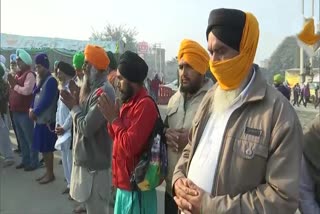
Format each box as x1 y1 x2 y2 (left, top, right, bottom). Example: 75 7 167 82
297 18 320 57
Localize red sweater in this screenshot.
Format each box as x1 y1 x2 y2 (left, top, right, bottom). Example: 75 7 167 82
108 88 158 191
9 70 35 112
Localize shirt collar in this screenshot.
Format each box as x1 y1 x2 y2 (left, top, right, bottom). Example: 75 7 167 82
240 67 256 99
230 67 256 107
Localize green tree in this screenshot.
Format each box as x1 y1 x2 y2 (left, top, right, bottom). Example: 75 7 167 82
268 36 301 76
266 36 320 75
91 24 138 52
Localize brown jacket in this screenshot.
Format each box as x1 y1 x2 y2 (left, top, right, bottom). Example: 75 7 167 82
172 70 303 214
303 114 320 206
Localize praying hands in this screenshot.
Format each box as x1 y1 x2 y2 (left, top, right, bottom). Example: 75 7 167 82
173 178 204 214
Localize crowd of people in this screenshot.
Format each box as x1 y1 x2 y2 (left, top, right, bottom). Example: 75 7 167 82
273 73 320 109
0 7 320 214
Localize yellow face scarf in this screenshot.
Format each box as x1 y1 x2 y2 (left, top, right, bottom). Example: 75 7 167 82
209 13 259 90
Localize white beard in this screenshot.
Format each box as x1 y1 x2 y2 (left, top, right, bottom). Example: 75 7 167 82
212 86 241 113
79 74 91 105
36 75 41 86
211 70 254 113
58 81 64 90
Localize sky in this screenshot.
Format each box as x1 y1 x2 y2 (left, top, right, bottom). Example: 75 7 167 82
1 0 319 64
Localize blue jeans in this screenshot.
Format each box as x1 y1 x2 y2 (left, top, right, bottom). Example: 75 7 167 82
12 112 39 168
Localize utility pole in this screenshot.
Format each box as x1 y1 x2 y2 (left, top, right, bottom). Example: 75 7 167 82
300 0 305 80
159 43 162 79
154 44 157 76
310 0 315 67
153 43 163 78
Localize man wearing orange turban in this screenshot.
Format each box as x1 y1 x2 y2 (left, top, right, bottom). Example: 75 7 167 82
60 44 115 214
173 8 302 214
164 39 213 213
84 45 110 71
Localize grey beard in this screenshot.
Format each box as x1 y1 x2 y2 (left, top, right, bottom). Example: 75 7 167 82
36 76 41 86
79 75 91 105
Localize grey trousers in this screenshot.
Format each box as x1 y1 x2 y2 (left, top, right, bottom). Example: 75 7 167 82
0 114 14 161
85 170 111 214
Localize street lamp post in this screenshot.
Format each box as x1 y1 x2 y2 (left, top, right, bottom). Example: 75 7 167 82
153 43 163 79
159 44 162 77
300 0 305 81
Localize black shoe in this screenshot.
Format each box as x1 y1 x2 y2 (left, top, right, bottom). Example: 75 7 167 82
13 149 21 153
40 158 44 164
24 166 37 171
62 188 70 194
16 163 25 169
59 160 63 165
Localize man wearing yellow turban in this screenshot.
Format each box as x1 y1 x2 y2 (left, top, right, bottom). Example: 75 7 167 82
173 8 302 214
164 39 213 213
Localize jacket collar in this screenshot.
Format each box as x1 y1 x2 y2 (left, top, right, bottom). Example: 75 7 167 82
242 67 267 103
123 87 148 108
91 78 106 90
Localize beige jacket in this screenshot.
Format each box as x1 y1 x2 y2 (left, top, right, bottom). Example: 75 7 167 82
165 79 213 195
172 70 303 213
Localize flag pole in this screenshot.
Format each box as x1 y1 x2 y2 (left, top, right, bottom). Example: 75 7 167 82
310 0 315 67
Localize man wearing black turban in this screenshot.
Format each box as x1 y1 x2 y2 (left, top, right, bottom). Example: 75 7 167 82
206 8 245 52
116 51 148 102
172 8 303 214
97 51 159 214
55 61 76 194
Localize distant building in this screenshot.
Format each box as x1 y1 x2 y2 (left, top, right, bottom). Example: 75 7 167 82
137 41 166 80
285 67 320 86
0 33 124 70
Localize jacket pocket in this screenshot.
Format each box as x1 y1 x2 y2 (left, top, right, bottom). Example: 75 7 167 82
233 138 268 160
230 137 269 193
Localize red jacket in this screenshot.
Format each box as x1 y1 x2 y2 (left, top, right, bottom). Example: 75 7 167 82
108 88 158 191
